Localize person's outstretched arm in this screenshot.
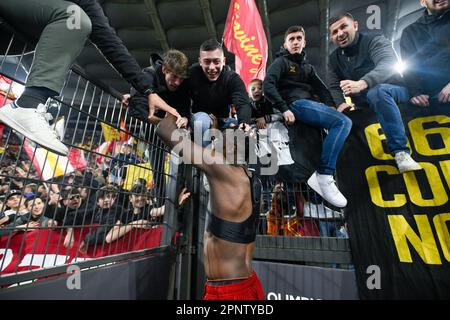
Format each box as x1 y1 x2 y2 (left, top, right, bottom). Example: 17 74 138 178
156 115 231 178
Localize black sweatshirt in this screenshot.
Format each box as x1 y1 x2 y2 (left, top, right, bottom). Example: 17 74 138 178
188 64 252 124
128 62 191 121
72 0 152 94
263 49 335 112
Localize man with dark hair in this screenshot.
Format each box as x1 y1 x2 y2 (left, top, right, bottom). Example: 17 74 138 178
78 185 123 253
105 184 190 243
56 187 90 249
127 49 191 206
0 0 166 156
188 38 252 147
128 49 191 127
328 13 422 173
263 25 351 208
400 0 450 107
0 190 28 226
156 114 264 300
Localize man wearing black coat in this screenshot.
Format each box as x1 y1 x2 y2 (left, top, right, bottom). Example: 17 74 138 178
400 0 450 107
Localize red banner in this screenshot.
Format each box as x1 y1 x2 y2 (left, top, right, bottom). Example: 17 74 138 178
223 0 268 88
0 225 163 278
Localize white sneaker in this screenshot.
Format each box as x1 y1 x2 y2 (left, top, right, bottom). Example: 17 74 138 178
307 171 347 208
0 102 68 156
303 202 344 219
395 151 422 173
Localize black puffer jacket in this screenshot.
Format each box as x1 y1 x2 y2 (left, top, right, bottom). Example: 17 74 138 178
263 49 335 113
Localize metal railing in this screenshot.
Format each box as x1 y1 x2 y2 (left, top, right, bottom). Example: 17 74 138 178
0 20 180 289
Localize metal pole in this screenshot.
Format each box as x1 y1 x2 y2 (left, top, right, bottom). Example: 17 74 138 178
319 0 330 78
257 0 273 64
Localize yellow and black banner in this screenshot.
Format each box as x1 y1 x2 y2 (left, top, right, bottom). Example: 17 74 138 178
336 103 450 299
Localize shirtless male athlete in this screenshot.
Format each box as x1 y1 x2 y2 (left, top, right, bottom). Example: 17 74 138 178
156 114 264 300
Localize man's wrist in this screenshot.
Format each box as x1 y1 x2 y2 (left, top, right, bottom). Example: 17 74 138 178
358 80 368 91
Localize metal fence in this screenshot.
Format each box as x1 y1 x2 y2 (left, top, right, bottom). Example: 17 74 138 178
0 20 180 291
175 167 353 299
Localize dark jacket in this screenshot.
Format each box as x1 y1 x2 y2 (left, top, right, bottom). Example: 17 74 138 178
128 62 191 121
263 49 335 112
251 97 276 119
84 204 123 245
0 212 52 237
117 204 155 225
327 32 403 107
72 0 152 94
400 9 450 97
188 64 252 124
54 201 93 227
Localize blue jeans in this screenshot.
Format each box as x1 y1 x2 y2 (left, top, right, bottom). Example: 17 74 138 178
366 84 410 154
289 99 352 175
190 112 212 148
190 112 239 147
319 220 338 237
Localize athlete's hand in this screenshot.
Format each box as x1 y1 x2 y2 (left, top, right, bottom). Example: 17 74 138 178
176 116 188 129
121 94 130 107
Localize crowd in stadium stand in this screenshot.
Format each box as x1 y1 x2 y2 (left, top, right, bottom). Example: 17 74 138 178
0 136 169 252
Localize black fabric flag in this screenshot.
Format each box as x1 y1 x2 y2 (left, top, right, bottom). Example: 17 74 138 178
336 103 450 299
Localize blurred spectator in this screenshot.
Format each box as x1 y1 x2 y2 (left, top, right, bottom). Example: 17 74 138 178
24 183 38 196
303 201 344 237
78 185 124 253
266 183 319 237
0 180 10 195
0 194 57 237
37 184 48 198
109 143 139 185
57 188 91 249
106 185 190 243
0 190 28 226
248 79 279 130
